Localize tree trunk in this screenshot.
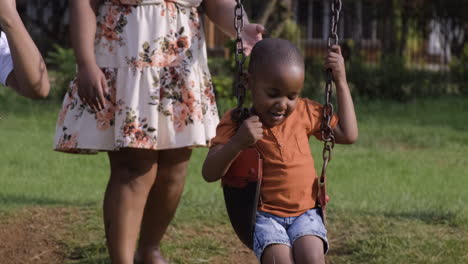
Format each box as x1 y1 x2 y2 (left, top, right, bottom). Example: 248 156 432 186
353 0 363 51
399 0 409 57
243 0 293 38
381 0 398 55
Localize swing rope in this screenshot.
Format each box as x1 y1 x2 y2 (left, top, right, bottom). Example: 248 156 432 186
318 0 342 222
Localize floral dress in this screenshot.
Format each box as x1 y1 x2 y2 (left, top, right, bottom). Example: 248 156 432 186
54 0 219 153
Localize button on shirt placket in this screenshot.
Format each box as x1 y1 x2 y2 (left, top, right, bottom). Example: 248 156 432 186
268 128 284 161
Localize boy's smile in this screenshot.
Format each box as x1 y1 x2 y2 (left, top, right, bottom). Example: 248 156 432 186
249 64 304 128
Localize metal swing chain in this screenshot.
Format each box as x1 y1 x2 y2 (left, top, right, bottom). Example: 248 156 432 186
231 0 249 123
319 0 342 196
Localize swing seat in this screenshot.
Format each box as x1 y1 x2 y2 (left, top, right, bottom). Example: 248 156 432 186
222 147 262 250
317 178 331 224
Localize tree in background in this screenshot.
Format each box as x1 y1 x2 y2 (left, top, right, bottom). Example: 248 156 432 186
412 0 468 63
16 0 69 54
241 0 302 45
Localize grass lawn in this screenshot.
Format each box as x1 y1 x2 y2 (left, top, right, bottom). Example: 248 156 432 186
1 88 467 263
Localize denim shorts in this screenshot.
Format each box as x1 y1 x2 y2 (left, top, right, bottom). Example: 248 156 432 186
253 208 328 260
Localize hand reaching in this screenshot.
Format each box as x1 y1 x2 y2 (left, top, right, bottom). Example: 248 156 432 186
241 23 265 56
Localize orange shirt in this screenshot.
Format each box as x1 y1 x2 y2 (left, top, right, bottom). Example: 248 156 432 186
211 98 338 217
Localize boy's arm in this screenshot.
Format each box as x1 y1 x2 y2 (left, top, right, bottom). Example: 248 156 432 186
0 0 49 99
202 141 243 182
202 0 264 55
325 45 358 144
202 115 264 182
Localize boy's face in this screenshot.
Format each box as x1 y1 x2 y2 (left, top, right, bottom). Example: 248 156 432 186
249 64 304 128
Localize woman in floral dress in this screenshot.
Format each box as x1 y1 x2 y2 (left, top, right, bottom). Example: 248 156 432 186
54 0 263 263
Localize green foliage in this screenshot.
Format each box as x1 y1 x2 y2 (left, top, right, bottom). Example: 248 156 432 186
276 18 303 49
208 57 236 115
450 44 468 95
302 56 325 99
342 54 452 101
46 44 76 100
208 55 252 116
348 55 409 101
212 75 236 116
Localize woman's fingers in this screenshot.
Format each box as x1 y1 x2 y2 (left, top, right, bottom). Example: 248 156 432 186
329 45 341 54
255 24 266 35
95 76 108 111
241 23 264 56
76 70 110 112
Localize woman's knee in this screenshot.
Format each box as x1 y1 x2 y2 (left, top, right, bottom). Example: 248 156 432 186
156 148 192 184
159 147 192 166
108 149 158 186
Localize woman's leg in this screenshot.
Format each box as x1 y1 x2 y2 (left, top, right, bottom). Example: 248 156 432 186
261 244 294 264
293 235 325 264
136 147 192 264
105 148 159 264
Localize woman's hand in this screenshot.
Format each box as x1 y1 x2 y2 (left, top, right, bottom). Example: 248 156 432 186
76 63 108 112
241 23 265 56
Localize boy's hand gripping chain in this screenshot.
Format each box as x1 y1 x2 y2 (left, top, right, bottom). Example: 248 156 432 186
319 0 342 224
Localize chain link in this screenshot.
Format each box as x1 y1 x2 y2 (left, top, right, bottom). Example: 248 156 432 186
319 0 342 205
231 0 249 123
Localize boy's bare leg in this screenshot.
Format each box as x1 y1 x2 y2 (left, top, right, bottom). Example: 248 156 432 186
136 147 192 264
261 244 294 264
105 148 159 264
293 235 325 264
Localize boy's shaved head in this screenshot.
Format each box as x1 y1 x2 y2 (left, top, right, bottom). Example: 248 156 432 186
247 38 305 128
248 38 304 76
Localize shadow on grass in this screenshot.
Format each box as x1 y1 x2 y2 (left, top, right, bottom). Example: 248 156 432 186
0 193 96 208
67 243 110 264
383 210 461 226
332 208 464 227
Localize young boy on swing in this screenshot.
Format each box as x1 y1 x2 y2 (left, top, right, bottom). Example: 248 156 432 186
202 38 358 264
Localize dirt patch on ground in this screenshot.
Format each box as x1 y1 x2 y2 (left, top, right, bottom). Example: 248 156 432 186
0 207 258 264
0 207 352 264
0 207 73 264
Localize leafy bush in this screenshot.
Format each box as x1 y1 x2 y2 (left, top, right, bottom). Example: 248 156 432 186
208 57 235 115
302 56 325 99
346 54 454 101
208 54 252 116
46 44 75 100
347 55 409 101
450 44 468 95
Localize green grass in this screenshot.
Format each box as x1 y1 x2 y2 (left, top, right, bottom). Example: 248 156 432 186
1 87 468 263
321 98 468 223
